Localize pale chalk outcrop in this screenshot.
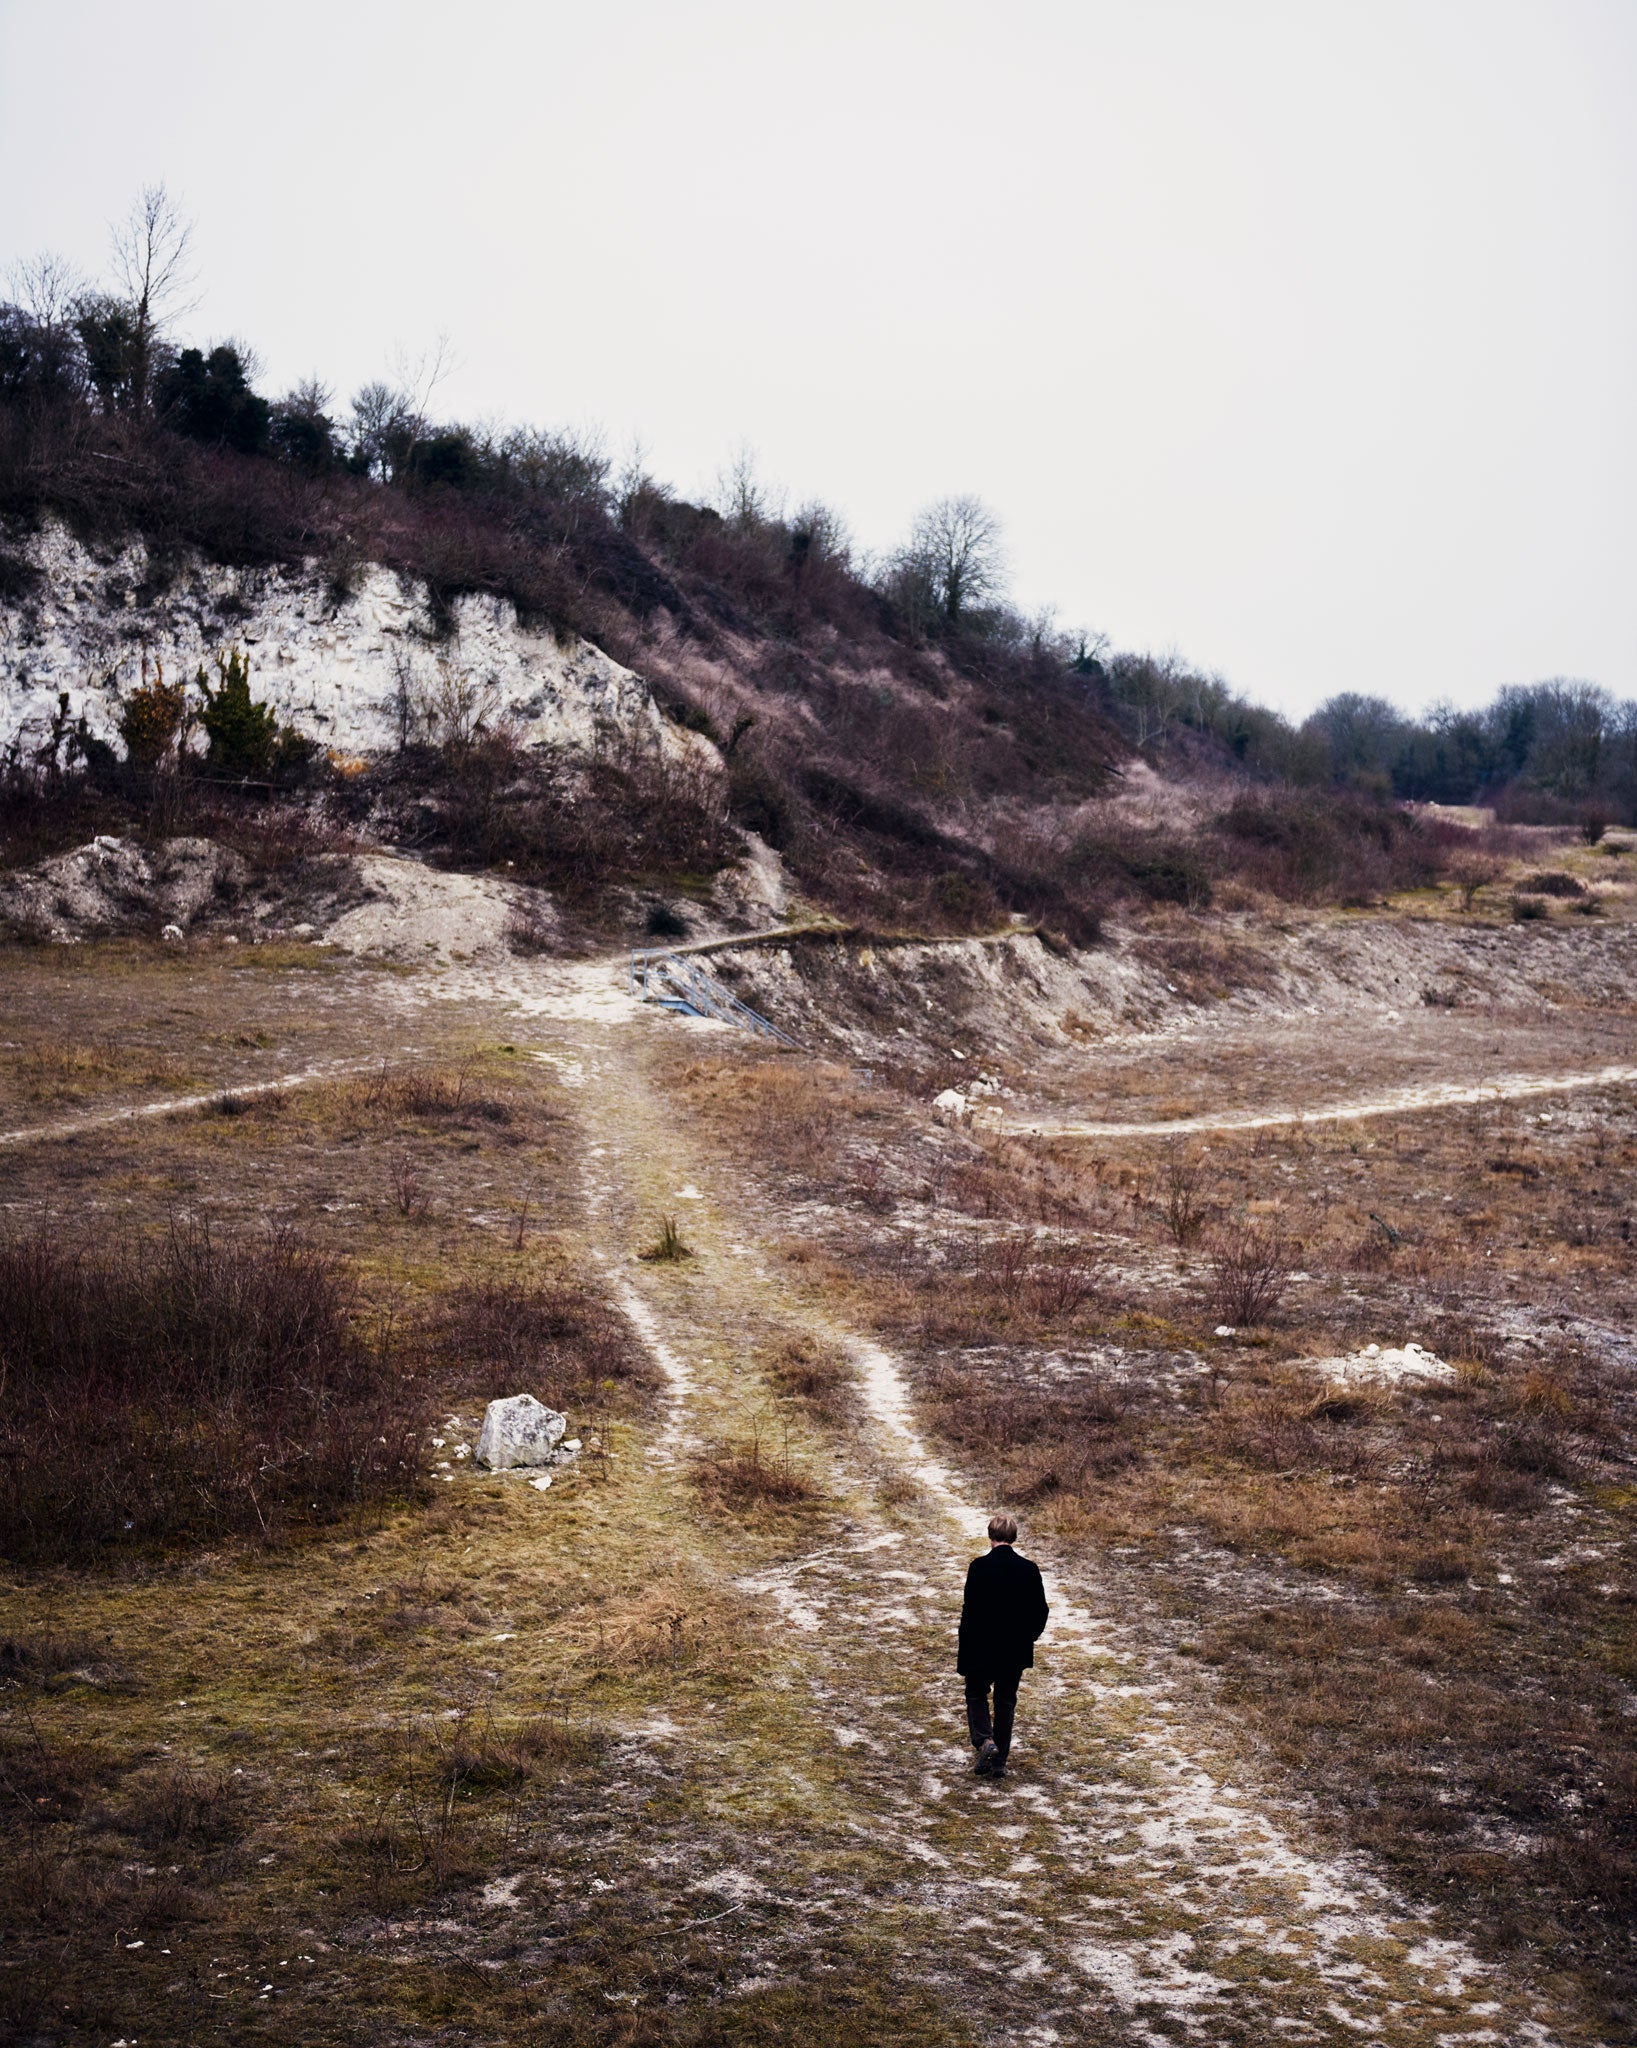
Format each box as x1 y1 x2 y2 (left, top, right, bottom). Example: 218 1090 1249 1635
0 522 713 767
1302 1341 1456 1385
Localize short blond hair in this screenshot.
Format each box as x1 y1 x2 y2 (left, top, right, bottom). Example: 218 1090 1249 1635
988 1514 1018 1544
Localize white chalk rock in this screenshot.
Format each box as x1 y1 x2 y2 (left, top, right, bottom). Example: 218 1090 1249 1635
475 1394 568 1471
1304 1342 1455 1385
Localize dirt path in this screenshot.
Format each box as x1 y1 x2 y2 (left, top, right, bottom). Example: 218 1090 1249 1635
0 1055 387 1149
1003 1064 1637 1141
497 977 1588 2046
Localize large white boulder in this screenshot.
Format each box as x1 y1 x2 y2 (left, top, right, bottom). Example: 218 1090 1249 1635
474 1394 567 1471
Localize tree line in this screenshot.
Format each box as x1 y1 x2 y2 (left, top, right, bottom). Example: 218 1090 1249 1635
2 186 1631 824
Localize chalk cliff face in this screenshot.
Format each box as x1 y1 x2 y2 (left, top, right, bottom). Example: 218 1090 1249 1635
0 522 694 763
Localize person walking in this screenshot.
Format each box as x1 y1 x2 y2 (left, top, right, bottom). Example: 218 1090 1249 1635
958 1513 1049 1779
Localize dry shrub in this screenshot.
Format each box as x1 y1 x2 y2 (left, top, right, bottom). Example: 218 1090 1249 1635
181 792 355 867
1210 790 1447 903
0 760 124 871
120 1763 247 1849
0 1222 427 1559
505 886 555 954
384 732 732 904
352 1062 512 1125
1160 1147 1210 1246
694 1422 818 1513
918 1231 1103 1343
766 1332 855 1420
390 1152 430 1219
1206 1223 1291 1325
432 1274 656 1409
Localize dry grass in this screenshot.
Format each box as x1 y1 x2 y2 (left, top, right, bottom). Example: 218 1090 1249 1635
560 1562 760 1681
694 1422 822 1517
348 1060 515 1125
638 1212 694 1262
765 1331 857 1420
671 1035 1637 2027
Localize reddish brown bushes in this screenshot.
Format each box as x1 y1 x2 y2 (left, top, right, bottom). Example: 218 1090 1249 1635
1211 790 1447 903
431 1275 655 1411
384 733 732 900
0 1223 426 1558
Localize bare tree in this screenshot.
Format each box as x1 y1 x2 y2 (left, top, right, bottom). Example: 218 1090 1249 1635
3 250 89 402
1450 854 1500 910
349 335 457 482
907 495 1006 625
714 443 783 532
282 373 333 418
349 380 417 482
107 183 196 410
5 250 85 333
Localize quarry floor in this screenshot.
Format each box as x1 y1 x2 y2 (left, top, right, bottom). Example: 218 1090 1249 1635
1 899 1633 2047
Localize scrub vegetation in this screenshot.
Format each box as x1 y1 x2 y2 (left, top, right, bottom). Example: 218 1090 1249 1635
3 189 1636 2046
7 191 1637 947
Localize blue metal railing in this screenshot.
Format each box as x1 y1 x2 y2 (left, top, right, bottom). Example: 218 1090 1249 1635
629 948 802 1048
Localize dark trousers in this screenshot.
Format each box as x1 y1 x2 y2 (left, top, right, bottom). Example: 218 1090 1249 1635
964 1667 1023 1761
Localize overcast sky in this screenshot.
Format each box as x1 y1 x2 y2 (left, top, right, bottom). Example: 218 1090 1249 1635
2 0 1632 716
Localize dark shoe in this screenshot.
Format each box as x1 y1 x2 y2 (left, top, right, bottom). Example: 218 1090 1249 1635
974 1739 999 1776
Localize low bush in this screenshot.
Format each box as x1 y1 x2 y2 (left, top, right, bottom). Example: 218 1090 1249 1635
1066 829 1214 909
1206 1222 1291 1326
381 734 732 902
694 1425 818 1511
0 759 121 870
431 1275 654 1409
0 1223 426 1559
1210 790 1447 903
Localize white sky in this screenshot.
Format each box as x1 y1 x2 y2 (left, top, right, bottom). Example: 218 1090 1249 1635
2 0 1633 717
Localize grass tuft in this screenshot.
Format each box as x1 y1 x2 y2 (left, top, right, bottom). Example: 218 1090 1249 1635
639 1214 693 1263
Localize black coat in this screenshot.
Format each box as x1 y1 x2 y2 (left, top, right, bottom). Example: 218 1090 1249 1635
957 1545 1049 1676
